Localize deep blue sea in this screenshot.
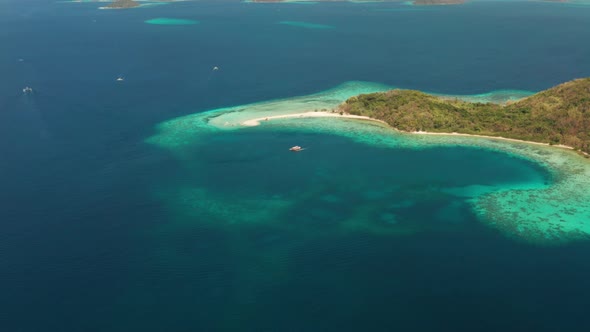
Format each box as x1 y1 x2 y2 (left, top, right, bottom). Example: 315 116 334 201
2 1 590 331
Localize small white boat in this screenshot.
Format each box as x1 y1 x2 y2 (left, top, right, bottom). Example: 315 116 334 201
289 146 303 152
23 86 33 94
213 66 219 71
116 76 125 82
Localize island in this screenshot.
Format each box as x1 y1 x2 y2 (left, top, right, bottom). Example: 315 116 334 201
105 0 140 9
97 0 178 9
146 77 590 243
339 78 590 154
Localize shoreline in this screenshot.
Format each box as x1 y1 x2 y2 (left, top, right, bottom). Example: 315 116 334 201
410 131 588 156
240 110 589 158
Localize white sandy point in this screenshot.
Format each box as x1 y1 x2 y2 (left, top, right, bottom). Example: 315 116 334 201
241 111 385 126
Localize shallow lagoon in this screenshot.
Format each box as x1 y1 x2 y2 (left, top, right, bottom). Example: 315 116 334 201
147 82 590 244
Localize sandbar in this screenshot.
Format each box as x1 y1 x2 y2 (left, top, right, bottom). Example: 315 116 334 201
241 111 385 126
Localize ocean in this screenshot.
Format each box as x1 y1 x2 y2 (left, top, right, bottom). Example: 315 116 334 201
2 0 590 331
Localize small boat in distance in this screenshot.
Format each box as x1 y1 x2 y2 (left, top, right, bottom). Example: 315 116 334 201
116 76 125 82
23 86 33 94
289 146 303 152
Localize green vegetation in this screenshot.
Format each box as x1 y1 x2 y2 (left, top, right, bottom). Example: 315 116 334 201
340 78 590 153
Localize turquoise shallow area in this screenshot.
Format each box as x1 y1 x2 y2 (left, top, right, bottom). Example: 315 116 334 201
146 81 391 150
147 81 533 151
147 81 590 244
150 121 550 241
279 21 335 29
267 117 590 243
144 18 199 25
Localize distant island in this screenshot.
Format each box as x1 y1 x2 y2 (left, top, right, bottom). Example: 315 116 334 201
339 78 590 154
99 0 177 9
105 0 140 9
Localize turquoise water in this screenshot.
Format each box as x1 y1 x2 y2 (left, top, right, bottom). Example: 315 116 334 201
3 0 590 331
150 117 551 237
145 18 199 25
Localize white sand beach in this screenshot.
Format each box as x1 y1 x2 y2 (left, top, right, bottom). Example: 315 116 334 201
240 111 387 126
410 131 587 155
